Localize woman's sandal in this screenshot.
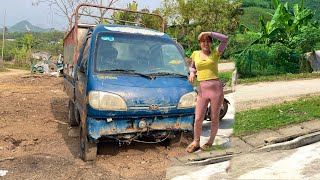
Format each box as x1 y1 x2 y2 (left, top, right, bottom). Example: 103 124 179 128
185 143 200 153
201 143 213 151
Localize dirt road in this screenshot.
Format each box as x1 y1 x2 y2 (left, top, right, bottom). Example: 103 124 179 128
218 62 235 72
235 78 320 111
0 70 192 179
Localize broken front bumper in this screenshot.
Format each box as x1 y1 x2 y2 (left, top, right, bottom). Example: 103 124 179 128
86 115 194 140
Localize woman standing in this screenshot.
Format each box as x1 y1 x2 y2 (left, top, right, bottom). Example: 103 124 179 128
186 31 228 153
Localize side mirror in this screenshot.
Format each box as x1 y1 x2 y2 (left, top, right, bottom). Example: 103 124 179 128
79 59 87 73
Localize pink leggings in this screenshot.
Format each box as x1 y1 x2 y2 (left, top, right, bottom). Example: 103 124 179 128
193 79 224 145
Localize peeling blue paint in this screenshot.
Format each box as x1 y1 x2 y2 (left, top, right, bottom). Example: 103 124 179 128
87 115 194 140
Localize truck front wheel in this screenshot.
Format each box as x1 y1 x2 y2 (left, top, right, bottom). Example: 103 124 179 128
79 125 97 161
68 100 78 126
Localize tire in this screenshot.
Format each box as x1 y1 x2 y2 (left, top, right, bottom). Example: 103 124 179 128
31 67 37 74
68 100 78 126
205 106 211 120
79 125 97 161
161 132 183 147
36 66 44 73
205 99 229 121
74 107 80 125
48 63 57 72
219 99 229 120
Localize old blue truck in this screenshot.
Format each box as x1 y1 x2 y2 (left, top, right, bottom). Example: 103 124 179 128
63 4 196 161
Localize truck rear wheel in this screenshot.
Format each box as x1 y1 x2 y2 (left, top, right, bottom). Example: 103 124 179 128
68 100 78 126
79 125 97 161
205 99 229 121
219 100 229 120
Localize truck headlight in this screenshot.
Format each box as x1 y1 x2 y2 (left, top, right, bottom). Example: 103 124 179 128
88 91 127 111
178 92 197 108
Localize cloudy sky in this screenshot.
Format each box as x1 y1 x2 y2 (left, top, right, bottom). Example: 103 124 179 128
0 0 162 31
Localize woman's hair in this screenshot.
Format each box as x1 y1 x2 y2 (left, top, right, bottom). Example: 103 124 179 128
198 34 213 43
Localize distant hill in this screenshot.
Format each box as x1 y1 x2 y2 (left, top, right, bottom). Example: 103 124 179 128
240 7 274 32
3 20 55 33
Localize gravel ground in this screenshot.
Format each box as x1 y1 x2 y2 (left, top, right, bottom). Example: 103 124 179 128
0 69 192 180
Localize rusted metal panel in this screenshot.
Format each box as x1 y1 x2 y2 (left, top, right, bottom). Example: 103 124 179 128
63 78 74 100
86 115 194 140
63 27 89 79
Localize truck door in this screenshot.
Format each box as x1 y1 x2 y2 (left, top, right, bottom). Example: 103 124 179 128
75 36 91 120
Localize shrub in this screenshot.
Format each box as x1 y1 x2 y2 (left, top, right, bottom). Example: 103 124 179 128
290 26 320 53
236 43 301 77
236 44 272 77
269 42 299 73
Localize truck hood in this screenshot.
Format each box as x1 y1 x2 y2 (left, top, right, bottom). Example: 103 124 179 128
89 74 194 106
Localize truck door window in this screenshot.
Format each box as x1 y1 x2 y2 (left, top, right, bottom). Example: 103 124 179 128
79 37 91 73
83 38 91 61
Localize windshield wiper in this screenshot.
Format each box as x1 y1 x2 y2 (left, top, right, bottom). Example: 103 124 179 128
146 72 188 78
99 69 155 79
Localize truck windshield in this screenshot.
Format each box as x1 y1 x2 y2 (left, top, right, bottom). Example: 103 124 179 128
94 33 188 76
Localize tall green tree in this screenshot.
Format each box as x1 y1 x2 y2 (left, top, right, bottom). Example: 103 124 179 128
112 1 139 25
140 8 163 31
162 0 242 33
15 33 36 64
111 2 162 31
161 0 243 52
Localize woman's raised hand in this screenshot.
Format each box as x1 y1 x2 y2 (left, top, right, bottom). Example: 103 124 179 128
198 32 212 40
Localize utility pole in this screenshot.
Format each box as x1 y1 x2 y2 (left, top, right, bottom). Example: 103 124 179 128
1 9 6 69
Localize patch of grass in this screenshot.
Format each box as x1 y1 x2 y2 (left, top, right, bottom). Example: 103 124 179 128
203 145 226 151
219 71 233 85
233 95 320 137
238 73 320 84
191 70 233 87
0 66 8 72
4 62 31 70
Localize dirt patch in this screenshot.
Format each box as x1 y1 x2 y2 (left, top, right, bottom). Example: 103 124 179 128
0 72 192 179
302 159 320 176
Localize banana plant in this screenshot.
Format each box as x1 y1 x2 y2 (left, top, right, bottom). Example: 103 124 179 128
257 0 314 46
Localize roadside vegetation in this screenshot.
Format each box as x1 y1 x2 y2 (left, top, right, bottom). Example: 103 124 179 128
0 67 8 72
233 95 320 136
191 70 233 87
235 0 320 82
0 31 63 70
4 61 31 70
203 144 226 151
237 72 320 84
